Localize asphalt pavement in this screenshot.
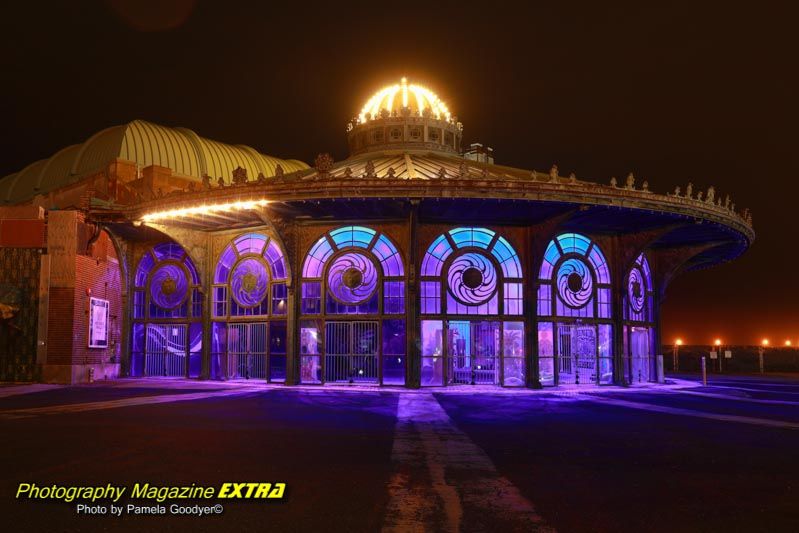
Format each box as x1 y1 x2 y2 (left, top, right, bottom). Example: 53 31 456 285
1 373 797 532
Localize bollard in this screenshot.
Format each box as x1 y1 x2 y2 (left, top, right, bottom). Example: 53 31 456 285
88 367 95 384
700 356 707 386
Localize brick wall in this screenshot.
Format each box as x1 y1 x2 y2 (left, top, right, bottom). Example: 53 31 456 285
71 231 122 364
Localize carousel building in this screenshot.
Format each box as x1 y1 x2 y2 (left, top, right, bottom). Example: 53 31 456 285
0 78 754 387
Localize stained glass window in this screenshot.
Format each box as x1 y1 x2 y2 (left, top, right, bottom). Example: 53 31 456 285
421 227 523 317
212 233 288 319
133 242 201 320
625 253 654 323
537 232 611 319
300 226 405 317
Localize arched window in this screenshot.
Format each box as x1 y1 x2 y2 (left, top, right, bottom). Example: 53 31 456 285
299 226 405 385
537 233 613 386
420 227 525 387
624 252 655 383
210 233 289 382
131 242 202 378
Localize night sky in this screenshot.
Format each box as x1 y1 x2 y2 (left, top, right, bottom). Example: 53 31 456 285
1 1 795 345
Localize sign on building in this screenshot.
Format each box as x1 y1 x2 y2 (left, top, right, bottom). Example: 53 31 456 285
88 297 109 348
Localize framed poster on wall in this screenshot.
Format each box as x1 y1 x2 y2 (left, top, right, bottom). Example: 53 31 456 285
89 297 109 348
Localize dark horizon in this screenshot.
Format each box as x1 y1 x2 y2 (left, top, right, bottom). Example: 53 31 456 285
1 0 794 344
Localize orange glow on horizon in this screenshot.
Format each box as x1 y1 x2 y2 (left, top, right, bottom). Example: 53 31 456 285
786 340 793 347
762 338 769 346
714 339 722 346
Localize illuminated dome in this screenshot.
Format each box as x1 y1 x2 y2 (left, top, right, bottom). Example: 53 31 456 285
348 78 463 157
358 78 453 123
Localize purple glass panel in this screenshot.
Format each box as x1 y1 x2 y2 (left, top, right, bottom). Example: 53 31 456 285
420 281 441 314
421 234 453 277
588 247 610 284
556 258 592 308
234 233 266 255
301 282 321 314
211 322 226 380
538 322 555 386
371 235 404 277
503 282 523 316
327 252 378 304
153 242 185 261
491 237 522 279
133 291 145 319
302 237 334 278
382 319 406 385
272 283 287 315
150 264 189 309
135 252 154 288
628 267 645 313
421 320 444 386
130 323 145 377
265 240 287 280
188 322 202 378
270 321 287 382
215 245 237 283
503 321 525 386
384 281 405 314
230 258 269 307
447 252 497 305
537 284 551 316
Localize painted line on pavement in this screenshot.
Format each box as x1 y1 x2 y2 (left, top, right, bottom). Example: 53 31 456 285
0 388 264 420
674 389 799 405
383 393 553 532
580 395 799 430
0 384 63 399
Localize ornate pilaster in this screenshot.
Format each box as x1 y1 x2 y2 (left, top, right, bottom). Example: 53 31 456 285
406 201 421 388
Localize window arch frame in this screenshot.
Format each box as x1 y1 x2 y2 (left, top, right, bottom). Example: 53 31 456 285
133 242 202 321
420 227 524 318
211 232 289 320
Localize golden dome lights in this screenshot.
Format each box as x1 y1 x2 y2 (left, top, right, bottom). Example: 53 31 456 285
358 77 453 123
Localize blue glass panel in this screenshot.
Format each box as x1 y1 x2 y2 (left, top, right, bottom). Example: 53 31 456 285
302 237 334 278
449 227 494 249
234 233 266 255
557 233 591 255
372 235 404 276
491 237 522 278
264 240 287 280
330 225 376 249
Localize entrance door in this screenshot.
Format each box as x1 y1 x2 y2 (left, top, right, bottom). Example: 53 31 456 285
448 321 500 385
629 327 652 383
324 321 379 384
226 323 267 379
557 324 597 385
144 324 187 377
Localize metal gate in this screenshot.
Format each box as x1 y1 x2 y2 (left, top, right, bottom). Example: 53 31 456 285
324 321 379 384
557 324 597 385
226 323 267 379
144 324 187 377
448 321 500 385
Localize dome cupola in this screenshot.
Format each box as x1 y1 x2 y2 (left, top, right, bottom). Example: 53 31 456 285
346 77 463 156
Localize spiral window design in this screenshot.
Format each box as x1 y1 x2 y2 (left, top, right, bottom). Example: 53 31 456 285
447 252 498 305
327 252 378 304
556 258 593 309
230 258 270 308
421 227 523 316
150 263 189 309
133 242 201 321
537 233 611 319
627 267 645 313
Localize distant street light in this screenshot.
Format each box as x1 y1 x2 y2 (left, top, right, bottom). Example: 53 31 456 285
786 340 792 347
712 339 724 372
672 339 683 371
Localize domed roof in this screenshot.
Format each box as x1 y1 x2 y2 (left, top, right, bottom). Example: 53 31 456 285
0 119 309 205
358 77 453 123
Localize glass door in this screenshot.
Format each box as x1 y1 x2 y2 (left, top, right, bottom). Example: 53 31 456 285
447 320 500 385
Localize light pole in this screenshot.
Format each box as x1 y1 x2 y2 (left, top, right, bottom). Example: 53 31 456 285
714 338 723 372
759 339 768 374
672 338 683 372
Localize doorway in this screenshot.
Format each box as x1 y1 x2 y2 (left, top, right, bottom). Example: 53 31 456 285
447 321 500 385
226 322 268 379
324 321 379 384
144 323 188 377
